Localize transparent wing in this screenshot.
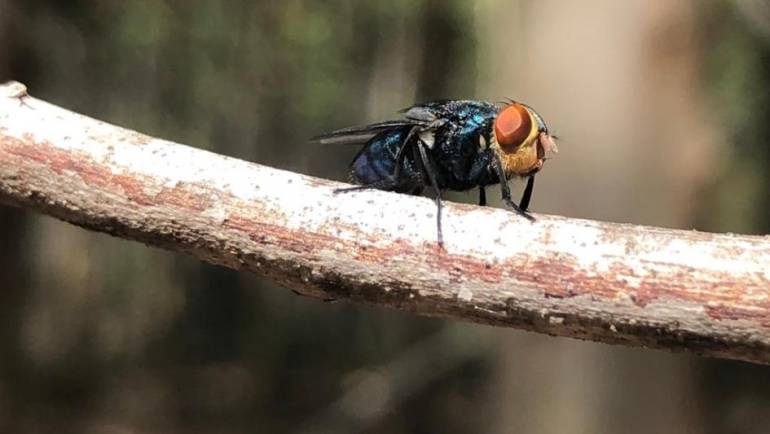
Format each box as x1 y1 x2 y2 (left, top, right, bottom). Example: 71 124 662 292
310 120 417 145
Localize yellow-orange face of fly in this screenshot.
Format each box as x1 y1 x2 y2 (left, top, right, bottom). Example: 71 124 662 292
493 102 558 177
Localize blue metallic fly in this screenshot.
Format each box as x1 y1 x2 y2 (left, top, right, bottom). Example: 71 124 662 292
314 100 558 244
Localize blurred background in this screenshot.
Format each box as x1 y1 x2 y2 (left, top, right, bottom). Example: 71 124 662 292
1 0 769 433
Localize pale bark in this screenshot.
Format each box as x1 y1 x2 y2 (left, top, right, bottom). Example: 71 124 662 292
1 81 769 364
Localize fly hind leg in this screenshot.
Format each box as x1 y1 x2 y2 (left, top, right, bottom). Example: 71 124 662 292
334 171 423 195
415 140 445 245
334 179 402 194
478 186 487 206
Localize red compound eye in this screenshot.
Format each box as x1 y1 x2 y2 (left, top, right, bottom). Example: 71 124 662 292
494 103 532 152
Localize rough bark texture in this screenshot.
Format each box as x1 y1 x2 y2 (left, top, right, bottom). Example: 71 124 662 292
1 81 770 364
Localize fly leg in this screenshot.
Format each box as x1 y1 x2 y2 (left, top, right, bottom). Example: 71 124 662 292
416 140 444 245
519 175 535 211
493 154 535 221
334 179 403 194
468 154 492 207
479 187 487 206
392 125 421 181
394 119 442 181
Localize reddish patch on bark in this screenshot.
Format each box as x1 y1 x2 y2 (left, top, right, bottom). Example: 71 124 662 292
343 238 506 285
1 133 214 211
117 131 154 147
223 212 507 285
223 214 339 256
425 245 504 284
303 175 339 189
111 173 154 205
509 253 769 318
705 305 770 327
155 183 217 211
220 204 770 326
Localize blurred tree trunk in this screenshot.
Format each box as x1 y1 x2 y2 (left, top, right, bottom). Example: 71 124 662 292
478 1 711 432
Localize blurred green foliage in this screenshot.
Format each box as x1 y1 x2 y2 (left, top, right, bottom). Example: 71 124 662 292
699 1 770 233
1 2 493 433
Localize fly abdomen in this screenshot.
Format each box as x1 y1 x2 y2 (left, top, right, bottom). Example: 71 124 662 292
350 127 418 190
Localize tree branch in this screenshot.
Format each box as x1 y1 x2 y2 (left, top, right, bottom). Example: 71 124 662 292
1 81 769 364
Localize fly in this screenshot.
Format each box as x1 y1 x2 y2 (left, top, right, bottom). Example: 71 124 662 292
313 100 559 245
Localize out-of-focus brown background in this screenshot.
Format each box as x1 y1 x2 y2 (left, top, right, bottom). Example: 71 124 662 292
1 1 769 433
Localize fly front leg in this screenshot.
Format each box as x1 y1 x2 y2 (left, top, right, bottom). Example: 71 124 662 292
493 154 534 221
468 153 494 208
519 175 535 211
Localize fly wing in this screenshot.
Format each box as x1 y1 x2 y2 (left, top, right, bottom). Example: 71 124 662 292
400 100 454 123
310 120 417 145
313 101 458 145
402 106 437 123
